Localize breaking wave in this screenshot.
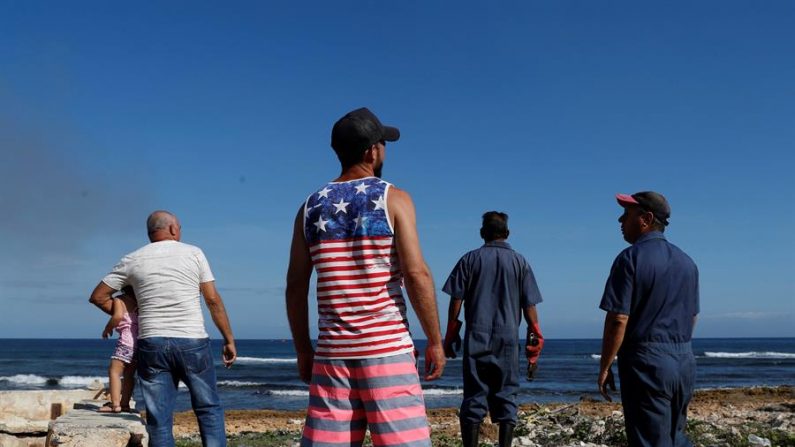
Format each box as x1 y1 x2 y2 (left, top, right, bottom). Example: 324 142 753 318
235 357 295 364
703 352 795 359
0 374 105 387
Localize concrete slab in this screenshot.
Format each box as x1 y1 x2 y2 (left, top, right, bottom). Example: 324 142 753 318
46 400 147 447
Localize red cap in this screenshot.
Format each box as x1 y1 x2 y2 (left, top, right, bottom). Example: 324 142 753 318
615 192 671 226
616 193 639 207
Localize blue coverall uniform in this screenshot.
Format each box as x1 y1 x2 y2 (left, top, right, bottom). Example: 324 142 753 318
443 241 543 424
600 231 700 447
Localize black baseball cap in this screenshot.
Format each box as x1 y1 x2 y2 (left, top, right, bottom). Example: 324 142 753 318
616 191 671 226
331 107 400 154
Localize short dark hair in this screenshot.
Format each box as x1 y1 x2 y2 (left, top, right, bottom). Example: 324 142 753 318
334 143 371 169
481 211 509 241
649 214 667 232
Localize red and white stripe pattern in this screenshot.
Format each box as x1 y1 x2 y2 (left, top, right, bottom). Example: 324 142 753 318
311 235 414 359
301 353 431 447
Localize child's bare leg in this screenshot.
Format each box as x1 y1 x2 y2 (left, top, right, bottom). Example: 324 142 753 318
120 361 136 410
107 359 125 411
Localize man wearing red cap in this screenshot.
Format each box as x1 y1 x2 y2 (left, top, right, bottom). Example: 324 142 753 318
598 191 700 447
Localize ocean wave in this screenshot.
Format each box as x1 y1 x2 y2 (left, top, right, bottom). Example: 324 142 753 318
0 374 106 388
235 357 296 364
421 388 463 396
265 389 309 397
0 374 50 385
703 351 795 359
218 380 262 387
590 354 617 360
58 376 106 387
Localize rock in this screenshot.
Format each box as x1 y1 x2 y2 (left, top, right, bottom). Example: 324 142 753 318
0 415 50 435
46 407 147 447
748 434 771 447
516 436 535 446
0 432 46 447
72 399 137 412
86 380 104 391
289 419 303 425
1 390 110 447
0 390 103 422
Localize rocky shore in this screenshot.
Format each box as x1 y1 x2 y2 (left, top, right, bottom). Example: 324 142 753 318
172 386 794 447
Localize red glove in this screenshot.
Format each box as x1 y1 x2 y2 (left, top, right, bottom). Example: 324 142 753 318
525 321 544 365
443 319 463 359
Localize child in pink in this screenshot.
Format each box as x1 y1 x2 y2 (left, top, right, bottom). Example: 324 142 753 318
100 286 138 413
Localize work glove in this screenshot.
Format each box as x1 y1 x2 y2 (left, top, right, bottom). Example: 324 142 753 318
525 321 544 366
443 319 463 359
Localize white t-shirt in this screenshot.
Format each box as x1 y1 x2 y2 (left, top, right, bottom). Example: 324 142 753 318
102 240 214 339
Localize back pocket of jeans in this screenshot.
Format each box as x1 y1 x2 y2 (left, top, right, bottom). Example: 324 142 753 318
137 348 167 380
182 344 211 374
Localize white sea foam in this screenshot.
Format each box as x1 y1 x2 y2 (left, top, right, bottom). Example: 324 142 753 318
704 351 795 359
267 389 310 396
590 354 617 360
0 374 49 385
218 380 262 387
421 388 463 396
0 374 106 388
236 357 295 364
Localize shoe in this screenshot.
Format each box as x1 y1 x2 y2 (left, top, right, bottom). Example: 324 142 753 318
499 422 515 447
461 421 480 447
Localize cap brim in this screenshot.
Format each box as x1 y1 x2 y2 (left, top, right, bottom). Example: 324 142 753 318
616 193 639 207
382 126 400 142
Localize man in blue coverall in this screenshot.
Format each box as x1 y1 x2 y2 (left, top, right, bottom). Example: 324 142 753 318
598 191 700 447
442 211 544 447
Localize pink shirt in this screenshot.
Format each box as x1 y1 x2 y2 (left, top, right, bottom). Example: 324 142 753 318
116 311 139 348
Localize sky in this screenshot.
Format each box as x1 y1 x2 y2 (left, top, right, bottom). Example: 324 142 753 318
1 1 793 340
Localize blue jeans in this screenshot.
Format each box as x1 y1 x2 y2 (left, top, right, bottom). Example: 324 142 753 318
137 337 226 447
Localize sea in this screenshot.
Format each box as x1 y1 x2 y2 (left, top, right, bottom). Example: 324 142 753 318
1 338 792 412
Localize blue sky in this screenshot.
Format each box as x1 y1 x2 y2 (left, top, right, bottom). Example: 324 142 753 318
1 1 792 339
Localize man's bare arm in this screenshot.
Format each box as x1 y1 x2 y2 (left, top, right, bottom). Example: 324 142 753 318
388 187 445 380
200 281 237 368
523 305 539 326
89 282 117 315
447 298 463 325
598 311 629 401
286 206 315 384
443 298 463 358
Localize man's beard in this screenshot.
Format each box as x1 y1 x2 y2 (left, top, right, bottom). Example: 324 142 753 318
374 163 383 178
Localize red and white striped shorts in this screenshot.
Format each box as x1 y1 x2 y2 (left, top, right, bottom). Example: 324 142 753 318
301 352 431 447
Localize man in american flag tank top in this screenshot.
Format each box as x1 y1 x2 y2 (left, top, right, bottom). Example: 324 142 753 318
286 107 446 447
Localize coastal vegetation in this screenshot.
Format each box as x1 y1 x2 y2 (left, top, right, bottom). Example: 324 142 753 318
172 386 793 447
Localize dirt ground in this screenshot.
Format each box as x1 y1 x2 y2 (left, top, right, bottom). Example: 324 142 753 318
172 386 794 439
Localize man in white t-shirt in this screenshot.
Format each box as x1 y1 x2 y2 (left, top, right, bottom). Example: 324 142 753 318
90 210 236 447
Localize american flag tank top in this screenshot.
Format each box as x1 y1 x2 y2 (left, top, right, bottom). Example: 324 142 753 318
303 177 415 359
